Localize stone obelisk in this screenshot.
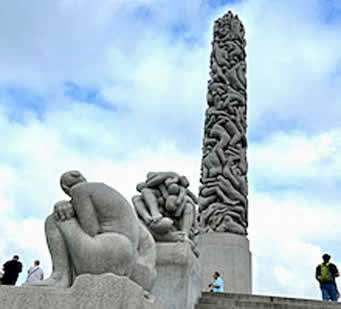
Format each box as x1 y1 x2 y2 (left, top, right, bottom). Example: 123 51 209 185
198 11 251 293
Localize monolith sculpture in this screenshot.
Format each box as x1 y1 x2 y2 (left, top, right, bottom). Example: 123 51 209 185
198 11 252 293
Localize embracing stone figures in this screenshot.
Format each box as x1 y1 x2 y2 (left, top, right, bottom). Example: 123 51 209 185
199 11 248 235
132 172 199 256
31 171 156 295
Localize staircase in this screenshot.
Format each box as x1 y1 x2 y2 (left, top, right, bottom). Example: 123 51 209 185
196 292 341 309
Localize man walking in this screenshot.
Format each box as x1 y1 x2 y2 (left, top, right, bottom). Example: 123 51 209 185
1 255 23 285
25 260 44 283
316 253 339 301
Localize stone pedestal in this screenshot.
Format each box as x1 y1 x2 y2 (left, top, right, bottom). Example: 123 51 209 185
198 233 252 293
151 242 201 309
0 274 162 309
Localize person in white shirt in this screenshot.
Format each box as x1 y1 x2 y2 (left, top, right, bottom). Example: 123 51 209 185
25 260 44 283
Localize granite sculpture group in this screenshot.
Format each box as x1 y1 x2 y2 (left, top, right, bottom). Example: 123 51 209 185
30 170 199 297
1 10 251 309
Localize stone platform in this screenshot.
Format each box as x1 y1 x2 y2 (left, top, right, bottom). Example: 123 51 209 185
0 273 162 309
196 292 341 309
152 242 201 309
198 232 252 293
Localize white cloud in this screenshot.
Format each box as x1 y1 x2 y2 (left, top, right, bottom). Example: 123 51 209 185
249 189 341 299
0 0 341 301
250 129 341 183
247 127 341 298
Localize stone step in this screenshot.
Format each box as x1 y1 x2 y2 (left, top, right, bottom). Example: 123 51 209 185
197 302 341 309
200 291 333 304
197 292 341 309
196 302 341 309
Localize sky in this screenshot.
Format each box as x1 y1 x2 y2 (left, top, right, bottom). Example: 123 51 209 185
1 0 341 300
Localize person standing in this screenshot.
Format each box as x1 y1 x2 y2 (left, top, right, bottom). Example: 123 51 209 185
208 271 224 292
1 255 23 285
25 260 44 283
316 253 340 301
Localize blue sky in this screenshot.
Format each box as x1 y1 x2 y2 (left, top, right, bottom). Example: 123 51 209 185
1 0 341 300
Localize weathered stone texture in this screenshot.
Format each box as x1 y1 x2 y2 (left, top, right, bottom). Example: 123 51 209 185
32 171 156 294
152 242 201 309
197 291 341 309
199 11 248 235
0 274 162 309
198 232 251 293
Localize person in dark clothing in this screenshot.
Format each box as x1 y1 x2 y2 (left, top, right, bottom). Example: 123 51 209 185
1 255 23 285
316 253 340 301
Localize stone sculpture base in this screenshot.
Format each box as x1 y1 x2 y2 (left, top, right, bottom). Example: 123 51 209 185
0 274 162 309
198 233 252 293
197 292 341 309
151 242 201 309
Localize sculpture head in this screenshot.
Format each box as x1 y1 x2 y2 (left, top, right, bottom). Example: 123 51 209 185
136 182 147 192
179 175 189 188
167 183 180 195
165 196 178 213
60 170 87 196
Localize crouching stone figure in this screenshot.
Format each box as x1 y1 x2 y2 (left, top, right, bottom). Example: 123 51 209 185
29 171 156 295
132 171 199 256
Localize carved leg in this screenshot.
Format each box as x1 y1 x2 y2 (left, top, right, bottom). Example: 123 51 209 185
200 186 238 209
56 218 136 277
230 132 243 146
179 202 194 237
218 176 247 207
141 188 162 222
27 215 73 287
132 195 153 225
215 187 240 205
178 202 199 254
199 187 218 211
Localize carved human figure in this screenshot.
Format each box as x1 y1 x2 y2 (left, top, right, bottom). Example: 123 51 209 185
132 181 174 235
161 178 198 244
200 202 246 235
132 172 199 256
30 171 156 294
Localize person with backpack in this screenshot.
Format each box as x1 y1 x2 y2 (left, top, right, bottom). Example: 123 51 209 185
316 253 340 301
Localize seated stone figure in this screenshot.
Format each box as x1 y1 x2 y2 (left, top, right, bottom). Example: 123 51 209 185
29 171 156 295
132 171 199 256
